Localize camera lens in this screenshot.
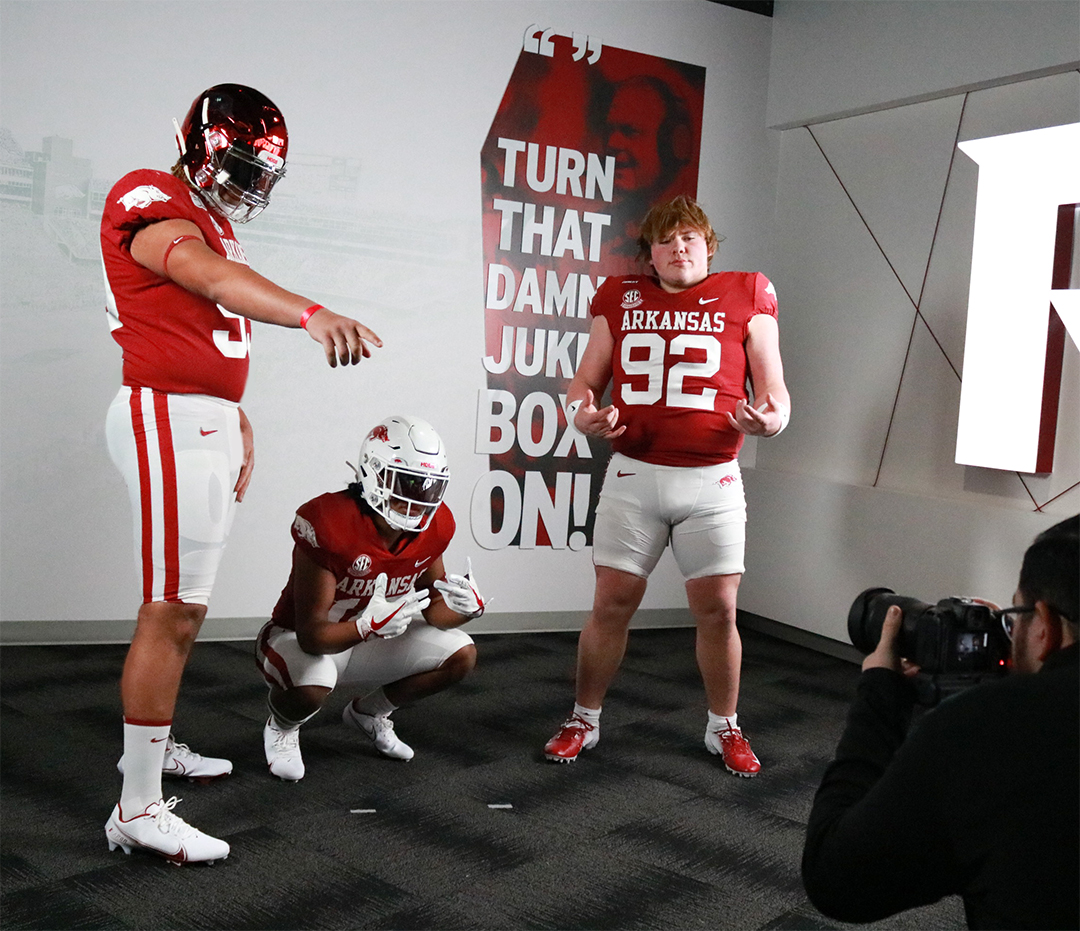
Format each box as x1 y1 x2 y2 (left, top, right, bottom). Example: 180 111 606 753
848 588 931 655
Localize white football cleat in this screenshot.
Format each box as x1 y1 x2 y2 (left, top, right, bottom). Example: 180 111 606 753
263 717 305 781
105 797 229 866
342 701 414 761
118 734 233 784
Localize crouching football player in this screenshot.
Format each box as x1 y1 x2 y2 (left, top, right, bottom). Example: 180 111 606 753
255 415 486 780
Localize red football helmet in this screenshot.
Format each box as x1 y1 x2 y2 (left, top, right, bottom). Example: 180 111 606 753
174 84 287 223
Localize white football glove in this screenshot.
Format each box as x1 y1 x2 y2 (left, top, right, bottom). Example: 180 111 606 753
355 573 430 642
433 558 488 620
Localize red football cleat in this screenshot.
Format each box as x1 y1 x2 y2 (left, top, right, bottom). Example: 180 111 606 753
544 714 599 763
705 726 761 777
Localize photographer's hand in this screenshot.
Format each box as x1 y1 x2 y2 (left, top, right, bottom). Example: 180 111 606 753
862 606 920 676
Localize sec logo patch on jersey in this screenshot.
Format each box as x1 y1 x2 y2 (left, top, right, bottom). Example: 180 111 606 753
621 289 643 309
349 554 372 576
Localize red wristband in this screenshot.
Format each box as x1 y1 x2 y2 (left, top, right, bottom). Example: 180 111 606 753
299 304 324 330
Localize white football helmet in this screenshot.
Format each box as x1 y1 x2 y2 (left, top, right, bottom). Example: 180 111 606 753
357 416 449 532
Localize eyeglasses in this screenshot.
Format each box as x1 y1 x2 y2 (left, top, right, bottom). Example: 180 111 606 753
996 605 1036 641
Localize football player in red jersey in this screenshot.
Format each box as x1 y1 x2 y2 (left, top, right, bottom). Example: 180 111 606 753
255 415 485 780
102 85 382 865
544 195 790 776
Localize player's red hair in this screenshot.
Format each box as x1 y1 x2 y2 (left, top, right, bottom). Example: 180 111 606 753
637 194 722 265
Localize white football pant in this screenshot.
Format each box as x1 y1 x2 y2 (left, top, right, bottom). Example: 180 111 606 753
106 387 242 605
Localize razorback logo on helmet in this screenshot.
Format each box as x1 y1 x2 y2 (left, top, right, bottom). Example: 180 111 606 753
349 554 372 577
118 185 171 211
369 425 390 442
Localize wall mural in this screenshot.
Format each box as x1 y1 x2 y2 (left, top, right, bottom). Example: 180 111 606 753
474 25 705 550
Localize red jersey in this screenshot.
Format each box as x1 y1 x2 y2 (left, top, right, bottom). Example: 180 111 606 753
590 271 778 466
100 169 252 402
271 491 456 630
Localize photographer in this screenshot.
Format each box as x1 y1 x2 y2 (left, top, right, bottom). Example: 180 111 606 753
802 516 1078 929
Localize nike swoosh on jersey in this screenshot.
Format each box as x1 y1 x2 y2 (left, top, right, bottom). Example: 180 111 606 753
200 428 218 436
617 470 636 477
370 605 406 631
415 557 432 567
699 297 719 304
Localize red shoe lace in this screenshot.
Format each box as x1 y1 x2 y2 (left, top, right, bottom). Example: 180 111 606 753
561 714 594 734
718 728 749 752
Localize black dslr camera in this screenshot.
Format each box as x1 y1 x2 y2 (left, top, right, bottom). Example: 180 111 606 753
848 588 1011 704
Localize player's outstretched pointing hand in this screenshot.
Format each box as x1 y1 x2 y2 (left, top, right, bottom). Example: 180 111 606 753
304 307 383 368
356 573 429 641
434 558 487 620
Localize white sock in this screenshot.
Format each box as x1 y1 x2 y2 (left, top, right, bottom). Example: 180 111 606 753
708 711 738 733
573 702 601 726
354 688 398 719
120 720 169 813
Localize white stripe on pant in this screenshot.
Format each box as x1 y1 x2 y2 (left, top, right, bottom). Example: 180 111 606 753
106 386 243 605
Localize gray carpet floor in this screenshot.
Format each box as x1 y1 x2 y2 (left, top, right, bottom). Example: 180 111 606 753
0 624 966 930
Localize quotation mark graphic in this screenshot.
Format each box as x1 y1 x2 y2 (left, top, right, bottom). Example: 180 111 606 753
523 24 602 64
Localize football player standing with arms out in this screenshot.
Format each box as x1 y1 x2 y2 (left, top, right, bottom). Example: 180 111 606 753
101 84 380 864
544 195 790 777
256 415 486 780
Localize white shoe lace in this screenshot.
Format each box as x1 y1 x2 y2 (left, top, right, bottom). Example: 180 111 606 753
271 725 301 756
349 706 390 738
148 796 198 841
170 741 199 762
371 715 395 738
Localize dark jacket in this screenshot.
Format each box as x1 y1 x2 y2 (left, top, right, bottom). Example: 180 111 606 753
802 644 1079 929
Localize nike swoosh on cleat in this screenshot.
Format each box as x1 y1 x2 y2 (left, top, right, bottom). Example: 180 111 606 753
150 737 168 743
699 297 719 304
370 606 406 631
115 816 184 859
200 428 218 436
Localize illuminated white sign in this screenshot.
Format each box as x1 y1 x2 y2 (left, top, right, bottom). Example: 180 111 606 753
956 122 1079 473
